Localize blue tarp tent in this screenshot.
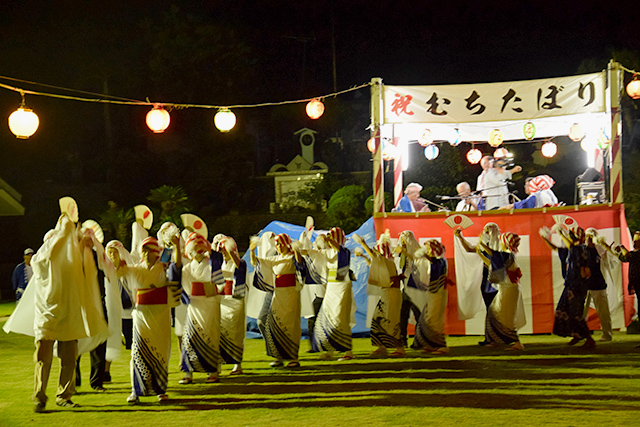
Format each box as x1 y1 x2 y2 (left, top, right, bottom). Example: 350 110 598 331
241 217 377 338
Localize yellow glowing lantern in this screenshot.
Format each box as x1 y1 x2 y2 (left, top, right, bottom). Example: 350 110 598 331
467 148 482 164
580 136 597 152
382 140 398 161
306 99 325 119
627 76 640 99
488 129 504 147
146 105 170 133
541 141 557 158
8 105 39 139
569 123 584 141
214 108 236 132
418 129 433 147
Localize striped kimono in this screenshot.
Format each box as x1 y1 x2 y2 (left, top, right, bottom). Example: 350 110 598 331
412 257 448 351
179 258 220 375
307 247 354 353
255 254 303 361
120 262 174 397
217 255 247 365
485 251 525 345
368 254 404 349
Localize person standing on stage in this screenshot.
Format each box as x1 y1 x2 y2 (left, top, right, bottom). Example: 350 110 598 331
482 158 522 210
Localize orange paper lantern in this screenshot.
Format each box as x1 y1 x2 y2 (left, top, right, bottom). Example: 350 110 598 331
146 106 170 133
627 77 640 99
306 99 325 119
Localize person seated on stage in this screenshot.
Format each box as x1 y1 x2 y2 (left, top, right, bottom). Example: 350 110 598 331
394 182 431 213
482 158 522 210
455 182 479 212
500 175 558 210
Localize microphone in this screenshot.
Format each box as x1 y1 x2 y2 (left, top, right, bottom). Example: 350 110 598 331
507 181 516 187
437 195 453 200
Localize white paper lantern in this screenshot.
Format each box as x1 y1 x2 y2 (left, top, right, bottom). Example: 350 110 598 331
214 108 236 132
146 106 170 133
8 106 39 139
424 144 439 160
541 141 557 158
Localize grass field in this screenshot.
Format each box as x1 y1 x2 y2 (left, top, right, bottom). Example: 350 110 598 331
1 301 640 427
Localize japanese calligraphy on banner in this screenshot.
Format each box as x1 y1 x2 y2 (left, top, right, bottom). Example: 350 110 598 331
383 72 605 124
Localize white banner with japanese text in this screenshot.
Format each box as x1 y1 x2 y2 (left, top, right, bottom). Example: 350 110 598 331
383 72 605 124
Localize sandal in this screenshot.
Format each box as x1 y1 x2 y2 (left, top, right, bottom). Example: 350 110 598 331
178 377 193 384
286 361 301 368
269 360 284 368
56 399 80 408
205 376 219 383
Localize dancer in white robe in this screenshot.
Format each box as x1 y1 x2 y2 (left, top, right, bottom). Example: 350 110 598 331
213 235 247 375
354 232 405 358
108 236 181 403
397 230 425 347
250 233 304 368
4 213 108 412
178 232 221 384
305 228 355 361
410 240 449 354
479 232 525 350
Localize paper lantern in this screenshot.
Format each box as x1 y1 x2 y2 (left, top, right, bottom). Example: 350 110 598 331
146 106 170 133
382 140 398 161
367 137 377 153
467 148 482 164
597 128 610 150
523 122 536 140
448 128 461 146
8 106 39 139
488 129 504 147
424 144 439 160
214 108 236 132
493 148 509 158
306 99 325 119
418 129 433 147
541 141 557 158
627 77 640 99
580 136 597 152
569 123 584 141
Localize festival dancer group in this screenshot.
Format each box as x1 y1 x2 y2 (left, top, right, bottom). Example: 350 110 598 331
5 202 626 412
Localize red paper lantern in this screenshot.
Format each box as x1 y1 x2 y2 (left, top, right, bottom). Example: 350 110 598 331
627 77 640 99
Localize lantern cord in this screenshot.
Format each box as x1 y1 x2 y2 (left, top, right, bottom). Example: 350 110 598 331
619 64 639 76
0 75 370 109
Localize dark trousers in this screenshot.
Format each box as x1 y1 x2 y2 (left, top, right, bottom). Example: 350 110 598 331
75 340 106 389
122 318 133 350
400 293 421 347
307 296 324 352
481 267 498 308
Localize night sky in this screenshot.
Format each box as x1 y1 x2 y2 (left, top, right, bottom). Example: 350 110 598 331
0 1 638 283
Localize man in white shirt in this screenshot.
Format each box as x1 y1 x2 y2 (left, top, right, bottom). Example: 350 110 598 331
455 182 478 212
482 158 522 210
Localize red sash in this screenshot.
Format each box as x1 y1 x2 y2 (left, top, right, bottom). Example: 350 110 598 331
275 274 295 288
219 280 234 296
137 287 167 305
390 275 402 288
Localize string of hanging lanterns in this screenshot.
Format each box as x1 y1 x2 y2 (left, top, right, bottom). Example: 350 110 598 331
0 76 367 139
